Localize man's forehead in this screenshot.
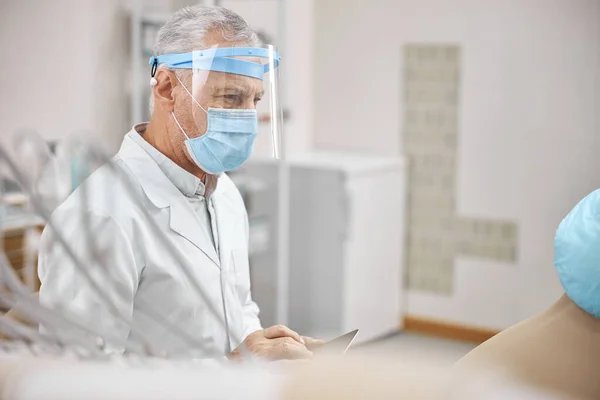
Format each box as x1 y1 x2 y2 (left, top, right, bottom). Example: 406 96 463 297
203 72 264 93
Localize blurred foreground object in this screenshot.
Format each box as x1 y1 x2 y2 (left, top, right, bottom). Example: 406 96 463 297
1 293 38 332
456 190 600 400
0 352 560 399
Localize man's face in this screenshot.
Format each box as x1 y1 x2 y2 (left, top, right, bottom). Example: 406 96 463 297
177 60 265 140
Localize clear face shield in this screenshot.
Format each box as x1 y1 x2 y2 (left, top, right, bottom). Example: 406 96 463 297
150 44 282 174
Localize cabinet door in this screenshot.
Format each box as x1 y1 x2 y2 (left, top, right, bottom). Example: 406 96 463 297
288 167 347 337
343 168 404 343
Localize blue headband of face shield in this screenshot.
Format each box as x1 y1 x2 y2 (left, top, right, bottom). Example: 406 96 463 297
149 47 281 80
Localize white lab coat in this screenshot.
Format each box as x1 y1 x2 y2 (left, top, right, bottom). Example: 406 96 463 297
38 133 262 357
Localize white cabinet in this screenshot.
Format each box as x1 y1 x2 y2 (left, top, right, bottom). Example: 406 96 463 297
231 151 406 343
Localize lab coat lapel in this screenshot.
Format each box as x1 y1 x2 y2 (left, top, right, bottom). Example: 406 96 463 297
118 133 220 268
211 178 247 274
211 191 236 269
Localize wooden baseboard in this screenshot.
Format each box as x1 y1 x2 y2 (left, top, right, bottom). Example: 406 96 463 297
403 315 499 344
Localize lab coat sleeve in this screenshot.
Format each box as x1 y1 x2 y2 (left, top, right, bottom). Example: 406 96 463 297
38 206 140 352
241 210 262 339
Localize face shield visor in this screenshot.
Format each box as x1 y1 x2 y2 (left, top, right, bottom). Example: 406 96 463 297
150 45 282 175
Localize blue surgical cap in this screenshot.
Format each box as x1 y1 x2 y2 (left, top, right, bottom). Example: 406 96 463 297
554 189 600 319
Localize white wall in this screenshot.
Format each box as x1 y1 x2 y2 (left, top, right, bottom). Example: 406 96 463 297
313 0 600 330
0 0 129 155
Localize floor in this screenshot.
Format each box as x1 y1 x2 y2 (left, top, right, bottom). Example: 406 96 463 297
355 332 477 366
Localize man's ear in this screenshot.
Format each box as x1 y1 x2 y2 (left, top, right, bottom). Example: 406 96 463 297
152 69 177 112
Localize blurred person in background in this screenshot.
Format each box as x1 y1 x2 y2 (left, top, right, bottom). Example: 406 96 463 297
37 5 321 361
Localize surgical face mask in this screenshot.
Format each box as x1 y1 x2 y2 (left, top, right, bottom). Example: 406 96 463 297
171 76 258 174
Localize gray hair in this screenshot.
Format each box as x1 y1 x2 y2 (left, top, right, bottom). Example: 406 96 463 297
149 5 261 115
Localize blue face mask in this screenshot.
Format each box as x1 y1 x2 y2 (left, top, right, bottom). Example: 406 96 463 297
172 77 258 174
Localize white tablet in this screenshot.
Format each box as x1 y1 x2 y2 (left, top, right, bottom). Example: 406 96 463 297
317 329 359 354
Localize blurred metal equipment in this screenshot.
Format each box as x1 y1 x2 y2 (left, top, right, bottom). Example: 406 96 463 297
0 131 238 359
0 350 561 400
232 152 406 342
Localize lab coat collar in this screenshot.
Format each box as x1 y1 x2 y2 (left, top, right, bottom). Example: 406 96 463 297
117 131 220 268
129 123 206 198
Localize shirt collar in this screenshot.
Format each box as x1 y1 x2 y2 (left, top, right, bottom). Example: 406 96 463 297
129 123 207 198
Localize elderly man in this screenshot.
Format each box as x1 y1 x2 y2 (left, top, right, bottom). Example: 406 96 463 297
38 5 319 360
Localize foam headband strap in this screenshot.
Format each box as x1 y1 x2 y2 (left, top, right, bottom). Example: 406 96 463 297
149 47 281 81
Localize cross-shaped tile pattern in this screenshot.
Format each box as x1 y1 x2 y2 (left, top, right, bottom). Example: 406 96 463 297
404 44 519 294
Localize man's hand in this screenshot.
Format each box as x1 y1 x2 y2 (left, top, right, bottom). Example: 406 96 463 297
227 325 313 361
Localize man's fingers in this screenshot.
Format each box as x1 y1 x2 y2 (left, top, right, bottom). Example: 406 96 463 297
274 337 313 360
301 336 325 346
264 325 304 344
